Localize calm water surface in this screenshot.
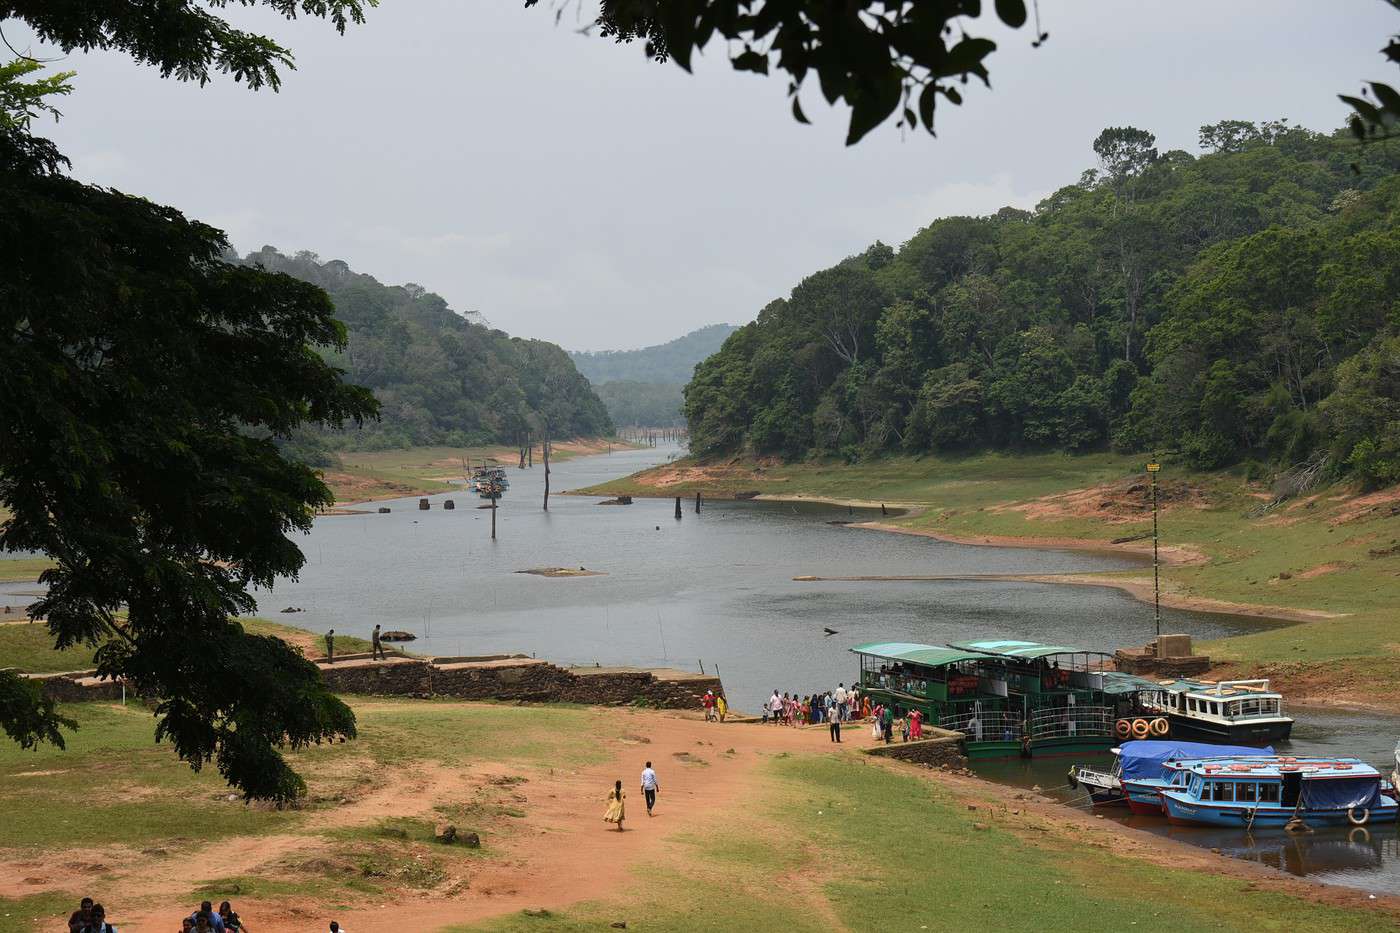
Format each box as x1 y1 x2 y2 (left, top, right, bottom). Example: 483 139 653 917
253 443 1280 715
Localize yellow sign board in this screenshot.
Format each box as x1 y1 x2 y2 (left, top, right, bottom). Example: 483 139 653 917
1146 462 1161 473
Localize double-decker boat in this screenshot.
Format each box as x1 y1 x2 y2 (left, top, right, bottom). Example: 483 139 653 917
852 640 1153 759
1069 740 1272 811
1160 757 1396 828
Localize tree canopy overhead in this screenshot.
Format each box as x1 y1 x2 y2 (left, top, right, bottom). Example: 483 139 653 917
1 0 375 89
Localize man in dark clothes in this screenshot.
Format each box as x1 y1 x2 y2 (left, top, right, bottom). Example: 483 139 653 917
881 705 894 744
325 628 335 663
68 897 94 932
371 623 385 660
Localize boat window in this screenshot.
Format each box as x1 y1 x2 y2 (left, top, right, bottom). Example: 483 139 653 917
1190 775 1203 796
1213 781 1235 802
1187 698 1197 713
1237 782 1257 802
1259 782 1280 803
1209 702 1221 717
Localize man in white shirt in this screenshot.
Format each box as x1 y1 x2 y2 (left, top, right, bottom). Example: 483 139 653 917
640 761 660 816
834 683 848 721
769 690 782 724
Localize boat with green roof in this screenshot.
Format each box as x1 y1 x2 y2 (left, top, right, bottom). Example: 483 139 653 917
852 639 1153 759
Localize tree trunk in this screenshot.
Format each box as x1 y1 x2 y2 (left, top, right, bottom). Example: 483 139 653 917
543 425 551 511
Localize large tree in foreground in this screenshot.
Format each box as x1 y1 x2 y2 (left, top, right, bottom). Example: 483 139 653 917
0 120 378 800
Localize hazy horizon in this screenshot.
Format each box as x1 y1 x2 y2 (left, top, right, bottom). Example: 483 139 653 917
10 2 1394 350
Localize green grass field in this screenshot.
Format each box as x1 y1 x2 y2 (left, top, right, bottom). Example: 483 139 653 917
583 451 1400 678
459 752 1385 933
0 557 51 584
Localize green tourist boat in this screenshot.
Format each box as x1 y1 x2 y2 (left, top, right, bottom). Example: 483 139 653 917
852 639 1142 759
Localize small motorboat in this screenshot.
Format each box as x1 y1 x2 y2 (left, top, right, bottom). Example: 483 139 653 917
1069 740 1272 812
1160 757 1397 829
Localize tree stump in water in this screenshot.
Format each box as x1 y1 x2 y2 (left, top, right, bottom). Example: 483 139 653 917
444 499 455 510
419 498 430 510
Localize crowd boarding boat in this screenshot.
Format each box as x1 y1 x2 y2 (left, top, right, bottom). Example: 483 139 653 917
1068 740 1272 811
1160 757 1396 828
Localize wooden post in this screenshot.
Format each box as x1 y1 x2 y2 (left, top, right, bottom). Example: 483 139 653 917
881 503 887 515
491 494 497 540
674 496 682 520
698 658 705 675
695 491 701 513
543 423 551 511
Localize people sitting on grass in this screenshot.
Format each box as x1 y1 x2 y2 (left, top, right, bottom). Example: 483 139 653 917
218 900 247 931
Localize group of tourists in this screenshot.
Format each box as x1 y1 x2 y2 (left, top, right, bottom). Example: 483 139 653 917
763 683 866 729
700 688 728 721
603 760 662 831
66 895 358 931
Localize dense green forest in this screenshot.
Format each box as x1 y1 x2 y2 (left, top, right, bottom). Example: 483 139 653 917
572 324 737 427
685 122 1400 485
240 248 612 455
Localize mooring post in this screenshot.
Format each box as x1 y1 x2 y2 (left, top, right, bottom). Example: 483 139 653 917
695 491 701 513
698 658 705 675
674 496 682 520
491 495 497 540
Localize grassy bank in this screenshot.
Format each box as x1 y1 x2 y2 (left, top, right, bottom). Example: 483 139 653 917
2 702 1390 933
465 752 1386 933
0 617 377 674
580 452 1400 702
0 557 51 584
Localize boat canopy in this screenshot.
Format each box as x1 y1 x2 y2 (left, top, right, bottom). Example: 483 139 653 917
1098 672 1165 695
949 640 1110 661
1117 740 1275 782
849 642 986 668
1302 777 1383 812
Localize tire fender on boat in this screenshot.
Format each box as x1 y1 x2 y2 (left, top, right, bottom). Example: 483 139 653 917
1347 806 1370 826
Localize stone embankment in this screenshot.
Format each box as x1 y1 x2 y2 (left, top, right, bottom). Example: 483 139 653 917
28 653 723 710
862 729 967 769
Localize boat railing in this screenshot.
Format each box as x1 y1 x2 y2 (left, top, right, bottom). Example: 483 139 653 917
939 708 1022 743
1027 705 1114 740
1074 765 1117 786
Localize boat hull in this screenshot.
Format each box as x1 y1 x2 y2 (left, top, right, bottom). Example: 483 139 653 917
1122 780 1168 815
1165 714 1292 745
1161 791 1398 828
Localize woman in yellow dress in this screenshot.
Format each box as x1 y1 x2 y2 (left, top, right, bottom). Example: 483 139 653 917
603 779 626 831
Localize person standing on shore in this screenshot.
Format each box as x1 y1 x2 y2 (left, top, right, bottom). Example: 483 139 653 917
716 693 728 722
640 760 659 816
829 702 842 743
604 779 626 831
371 624 385 661
768 689 781 724
834 683 848 722
324 628 335 664
881 704 895 744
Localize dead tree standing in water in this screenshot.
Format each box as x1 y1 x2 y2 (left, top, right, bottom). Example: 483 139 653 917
542 421 551 511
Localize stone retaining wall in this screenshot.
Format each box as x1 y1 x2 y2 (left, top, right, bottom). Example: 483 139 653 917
29 656 724 711
862 732 967 769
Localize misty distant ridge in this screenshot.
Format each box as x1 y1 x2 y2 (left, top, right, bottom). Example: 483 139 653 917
570 324 739 427
570 324 740 385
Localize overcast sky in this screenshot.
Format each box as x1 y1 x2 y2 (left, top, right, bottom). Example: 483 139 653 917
12 2 1396 350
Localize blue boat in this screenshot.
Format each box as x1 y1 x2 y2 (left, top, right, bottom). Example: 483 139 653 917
1068 740 1272 811
1118 740 1273 814
1160 757 1397 829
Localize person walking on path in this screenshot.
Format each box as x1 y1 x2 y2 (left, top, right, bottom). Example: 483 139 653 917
768 690 781 724
324 629 335 664
880 704 895 744
716 694 728 722
834 683 848 722
604 779 626 831
829 704 842 743
702 689 716 721
370 624 385 661
640 761 660 816
909 708 923 740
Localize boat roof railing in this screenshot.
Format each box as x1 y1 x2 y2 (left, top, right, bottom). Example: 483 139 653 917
948 639 1113 663
849 642 987 668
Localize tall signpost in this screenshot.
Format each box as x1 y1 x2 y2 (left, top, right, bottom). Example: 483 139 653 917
1146 461 1161 638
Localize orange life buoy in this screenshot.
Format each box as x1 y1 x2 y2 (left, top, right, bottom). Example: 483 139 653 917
1116 719 1132 739
1150 717 1169 736
1131 719 1150 738
1334 763 1352 771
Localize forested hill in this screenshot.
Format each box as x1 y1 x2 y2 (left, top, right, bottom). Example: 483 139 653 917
685 122 1400 486
570 324 739 427
571 324 740 384
240 248 612 450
